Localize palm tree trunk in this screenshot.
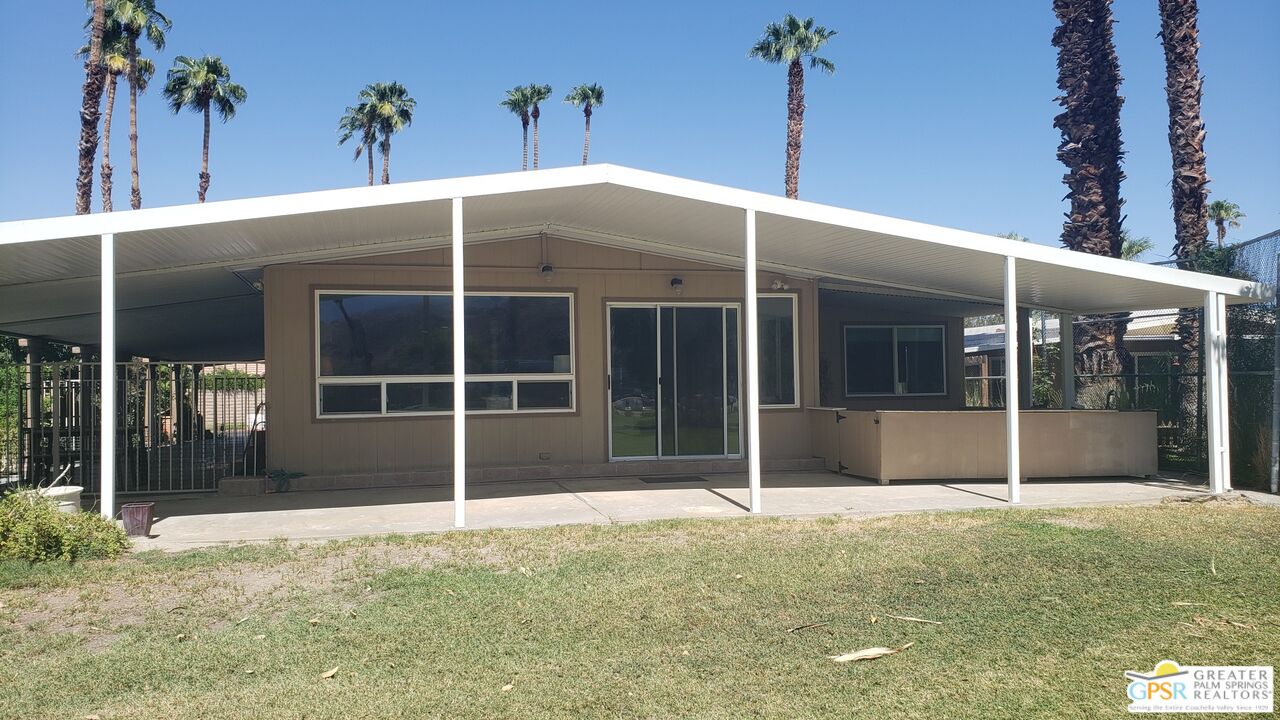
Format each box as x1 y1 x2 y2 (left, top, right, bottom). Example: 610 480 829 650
784 58 805 200
1159 0 1210 441
197 105 211 203
75 0 106 215
382 139 391 184
1215 220 1226 246
582 106 592 165
1053 0 1132 381
521 118 529 171
532 105 541 170
1159 0 1209 263
127 34 142 210
366 137 374 186
100 73 118 213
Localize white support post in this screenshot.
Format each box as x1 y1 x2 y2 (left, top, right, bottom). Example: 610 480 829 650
100 233 116 520
744 209 762 513
451 198 466 527
1004 257 1020 504
1058 312 1075 409
1216 293 1231 491
1205 291 1230 494
1272 251 1280 494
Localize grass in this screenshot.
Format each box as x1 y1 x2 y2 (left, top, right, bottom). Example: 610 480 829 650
2 502 1278 718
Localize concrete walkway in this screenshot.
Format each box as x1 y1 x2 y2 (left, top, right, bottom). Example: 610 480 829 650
127 471 1222 552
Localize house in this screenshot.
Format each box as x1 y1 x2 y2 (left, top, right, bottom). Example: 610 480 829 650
963 310 1183 408
0 165 1266 525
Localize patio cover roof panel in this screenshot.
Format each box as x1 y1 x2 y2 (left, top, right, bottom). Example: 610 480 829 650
0 164 1269 356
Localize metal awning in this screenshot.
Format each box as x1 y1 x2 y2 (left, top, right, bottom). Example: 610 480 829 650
0 164 1269 359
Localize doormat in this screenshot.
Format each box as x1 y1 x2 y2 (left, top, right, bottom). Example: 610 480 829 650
641 475 707 484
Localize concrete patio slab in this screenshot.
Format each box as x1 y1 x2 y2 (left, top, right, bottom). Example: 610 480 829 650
129 471 1214 552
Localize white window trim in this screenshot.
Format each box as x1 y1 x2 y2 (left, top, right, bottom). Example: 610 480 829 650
314 289 576 418
758 293 800 409
843 323 948 398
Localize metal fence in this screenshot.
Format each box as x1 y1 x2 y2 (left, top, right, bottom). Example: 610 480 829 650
0 361 265 494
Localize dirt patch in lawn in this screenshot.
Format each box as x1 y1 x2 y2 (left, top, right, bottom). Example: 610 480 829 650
2 539 529 651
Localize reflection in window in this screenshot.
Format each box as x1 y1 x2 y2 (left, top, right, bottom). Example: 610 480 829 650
845 325 947 396
316 291 574 416
319 384 381 414
318 294 450 376
758 296 796 406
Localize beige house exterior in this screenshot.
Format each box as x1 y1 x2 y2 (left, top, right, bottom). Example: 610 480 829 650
264 237 821 476
0 165 1264 522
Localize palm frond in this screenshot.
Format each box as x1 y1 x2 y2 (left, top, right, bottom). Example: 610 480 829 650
748 13 837 69
163 54 247 120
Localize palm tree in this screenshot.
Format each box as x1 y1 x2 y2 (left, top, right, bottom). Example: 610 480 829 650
1120 231 1154 261
563 84 604 165
1051 0 1131 379
748 14 837 200
527 84 552 170
163 55 247 203
79 24 154 212
338 101 378 186
360 82 415 185
1206 200 1245 247
1158 0 1210 263
500 86 534 171
76 0 106 215
106 0 170 210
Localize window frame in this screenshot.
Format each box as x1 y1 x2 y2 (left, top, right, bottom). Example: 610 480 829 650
842 323 948 398
314 289 576 418
758 293 800 409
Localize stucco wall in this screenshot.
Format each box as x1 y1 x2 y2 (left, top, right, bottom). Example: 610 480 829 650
263 236 821 476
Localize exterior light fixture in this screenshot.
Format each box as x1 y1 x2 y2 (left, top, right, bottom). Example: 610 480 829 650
670 277 684 295
540 263 555 282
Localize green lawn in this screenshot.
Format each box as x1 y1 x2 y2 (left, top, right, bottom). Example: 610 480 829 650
2 502 1278 718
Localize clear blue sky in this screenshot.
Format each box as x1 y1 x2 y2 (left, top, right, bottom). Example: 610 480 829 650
1 1 1276 257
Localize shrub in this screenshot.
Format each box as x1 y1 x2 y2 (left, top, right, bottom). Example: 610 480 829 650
0 492 129 562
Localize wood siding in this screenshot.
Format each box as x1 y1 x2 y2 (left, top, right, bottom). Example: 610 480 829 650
264 236 820 476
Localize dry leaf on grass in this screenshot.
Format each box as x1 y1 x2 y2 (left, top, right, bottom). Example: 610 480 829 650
252 634 266 641
321 666 339 679
309 617 320 626
829 642 914 663
518 566 533 577
85 715 101 720
885 614 942 625
175 633 189 642
1172 602 1206 607
502 682 515 692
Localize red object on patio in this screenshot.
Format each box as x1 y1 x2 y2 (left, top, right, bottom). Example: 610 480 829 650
121 502 156 537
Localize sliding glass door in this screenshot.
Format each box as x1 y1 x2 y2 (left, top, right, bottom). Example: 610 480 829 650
608 304 740 460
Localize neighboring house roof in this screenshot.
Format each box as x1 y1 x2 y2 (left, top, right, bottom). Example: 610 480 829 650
964 310 1180 354
0 164 1270 358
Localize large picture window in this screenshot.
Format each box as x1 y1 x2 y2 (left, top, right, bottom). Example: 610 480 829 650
844 324 946 396
316 291 574 417
758 295 798 407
